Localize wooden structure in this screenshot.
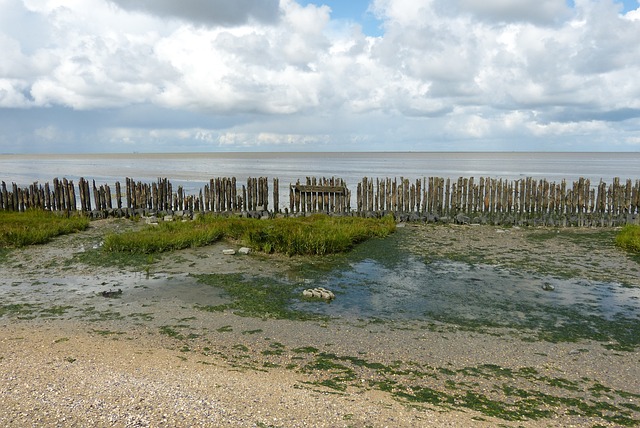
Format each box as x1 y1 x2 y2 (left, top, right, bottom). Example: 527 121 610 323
1 175 639 226
289 177 350 214
354 176 640 218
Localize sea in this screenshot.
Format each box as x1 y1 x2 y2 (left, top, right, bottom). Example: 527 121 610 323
2 151 639 189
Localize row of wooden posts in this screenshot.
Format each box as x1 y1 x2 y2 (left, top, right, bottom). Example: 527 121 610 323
75 177 274 213
1 176 639 221
356 176 640 217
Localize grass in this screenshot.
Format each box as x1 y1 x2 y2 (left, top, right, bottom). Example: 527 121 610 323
102 214 396 256
616 225 640 254
103 218 224 253
194 273 324 321
0 210 89 248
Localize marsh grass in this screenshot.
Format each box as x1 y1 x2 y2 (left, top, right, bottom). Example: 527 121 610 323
616 225 640 255
103 214 396 256
103 219 224 253
0 210 89 248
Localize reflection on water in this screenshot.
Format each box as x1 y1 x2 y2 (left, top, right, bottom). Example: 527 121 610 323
292 254 640 330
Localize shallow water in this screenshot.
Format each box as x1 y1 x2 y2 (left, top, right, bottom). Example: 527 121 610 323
1 272 229 319
286 232 640 348
2 225 639 346
293 257 640 322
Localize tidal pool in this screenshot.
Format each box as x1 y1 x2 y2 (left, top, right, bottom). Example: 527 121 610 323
290 237 640 348
294 257 640 320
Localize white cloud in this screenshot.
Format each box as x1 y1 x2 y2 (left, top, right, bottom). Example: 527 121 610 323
0 79 30 107
0 0 639 152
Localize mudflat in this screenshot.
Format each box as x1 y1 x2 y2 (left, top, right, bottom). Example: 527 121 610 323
1 219 639 427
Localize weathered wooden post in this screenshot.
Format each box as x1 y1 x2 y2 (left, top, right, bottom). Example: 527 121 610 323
2 182 9 210
113 181 120 209
105 184 112 210
92 179 100 211
152 182 158 211
98 185 105 210
272 178 279 213
68 181 76 211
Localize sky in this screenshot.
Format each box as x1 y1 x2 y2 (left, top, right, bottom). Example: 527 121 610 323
0 0 639 153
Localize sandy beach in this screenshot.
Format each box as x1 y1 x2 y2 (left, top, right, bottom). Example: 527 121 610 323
1 219 639 427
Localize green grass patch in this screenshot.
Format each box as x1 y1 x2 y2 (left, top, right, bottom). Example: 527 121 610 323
616 225 640 254
73 249 157 270
0 210 89 248
159 325 184 339
194 273 326 321
102 214 396 256
241 329 263 335
92 329 125 336
40 305 74 317
103 218 224 253
0 303 38 318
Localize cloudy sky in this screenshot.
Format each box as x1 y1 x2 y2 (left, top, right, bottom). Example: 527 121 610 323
1 0 639 153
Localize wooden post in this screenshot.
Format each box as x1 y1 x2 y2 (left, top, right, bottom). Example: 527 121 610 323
69 181 77 211
115 181 122 209
273 178 279 213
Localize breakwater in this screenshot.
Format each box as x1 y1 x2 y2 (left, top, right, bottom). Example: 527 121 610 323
1 176 639 226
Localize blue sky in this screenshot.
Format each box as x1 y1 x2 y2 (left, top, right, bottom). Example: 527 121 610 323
300 0 383 35
1 0 639 153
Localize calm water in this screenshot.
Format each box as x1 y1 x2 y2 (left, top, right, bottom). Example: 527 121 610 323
2 151 639 189
2 152 638 211
286 229 640 345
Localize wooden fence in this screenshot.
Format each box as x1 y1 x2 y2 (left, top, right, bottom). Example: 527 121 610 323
355 177 640 217
1 175 639 226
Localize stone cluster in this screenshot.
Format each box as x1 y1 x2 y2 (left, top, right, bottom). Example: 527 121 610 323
302 287 335 301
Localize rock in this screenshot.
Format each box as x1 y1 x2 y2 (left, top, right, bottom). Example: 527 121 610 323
455 213 470 224
320 291 333 300
101 289 122 298
542 283 555 291
238 247 251 255
222 249 236 255
302 287 335 301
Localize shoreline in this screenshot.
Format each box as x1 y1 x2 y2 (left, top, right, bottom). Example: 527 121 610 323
1 219 639 426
